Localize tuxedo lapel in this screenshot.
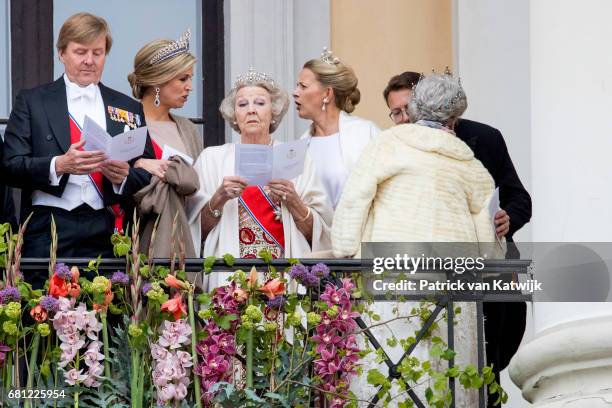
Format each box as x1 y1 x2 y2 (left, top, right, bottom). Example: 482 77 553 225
42 77 70 152
99 83 125 137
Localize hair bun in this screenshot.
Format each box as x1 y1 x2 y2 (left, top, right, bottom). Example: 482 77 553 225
344 87 360 113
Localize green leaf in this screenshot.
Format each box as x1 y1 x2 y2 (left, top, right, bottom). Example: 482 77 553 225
442 349 456 360
425 387 434 403
429 344 443 358
264 392 290 408
176 269 187 281
203 256 217 274
367 369 388 387
447 367 460 378
287 258 299 265
386 337 398 347
196 293 212 305
258 249 273 264
218 314 238 330
223 253 235 267
244 388 264 403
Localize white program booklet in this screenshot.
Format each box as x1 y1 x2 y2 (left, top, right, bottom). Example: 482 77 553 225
82 115 147 161
235 139 308 185
488 187 502 244
161 144 194 166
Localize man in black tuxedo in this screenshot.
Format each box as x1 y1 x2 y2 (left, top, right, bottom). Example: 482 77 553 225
1 12 153 270
384 72 532 405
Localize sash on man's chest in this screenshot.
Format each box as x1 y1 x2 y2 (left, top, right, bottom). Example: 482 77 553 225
68 114 125 233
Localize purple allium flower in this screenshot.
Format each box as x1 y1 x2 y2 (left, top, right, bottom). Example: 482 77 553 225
0 287 21 304
141 282 153 295
39 295 60 313
302 271 320 288
311 263 330 278
54 263 72 281
110 271 129 286
266 295 287 310
289 264 309 281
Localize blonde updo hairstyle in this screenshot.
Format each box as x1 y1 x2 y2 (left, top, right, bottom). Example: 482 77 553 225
302 59 361 113
219 80 289 134
127 39 196 100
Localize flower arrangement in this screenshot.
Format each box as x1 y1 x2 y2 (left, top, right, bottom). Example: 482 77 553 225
0 218 508 408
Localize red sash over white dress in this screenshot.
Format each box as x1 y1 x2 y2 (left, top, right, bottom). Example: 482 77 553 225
238 186 284 259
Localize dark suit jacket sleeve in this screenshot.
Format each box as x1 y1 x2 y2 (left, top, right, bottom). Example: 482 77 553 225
488 129 532 237
2 91 56 192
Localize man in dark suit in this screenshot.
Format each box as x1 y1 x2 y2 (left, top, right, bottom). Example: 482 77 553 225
384 72 532 405
1 12 153 272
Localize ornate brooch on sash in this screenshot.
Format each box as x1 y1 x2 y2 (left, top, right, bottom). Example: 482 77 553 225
107 106 140 129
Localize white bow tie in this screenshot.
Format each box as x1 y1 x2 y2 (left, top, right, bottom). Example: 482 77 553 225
68 82 97 101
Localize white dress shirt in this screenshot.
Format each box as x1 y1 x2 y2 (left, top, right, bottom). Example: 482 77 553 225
32 74 109 210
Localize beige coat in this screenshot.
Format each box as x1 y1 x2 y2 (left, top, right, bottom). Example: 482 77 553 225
332 123 503 257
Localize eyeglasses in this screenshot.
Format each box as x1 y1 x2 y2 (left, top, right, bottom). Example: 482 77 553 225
389 106 409 124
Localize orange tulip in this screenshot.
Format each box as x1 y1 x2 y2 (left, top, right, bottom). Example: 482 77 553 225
161 293 187 320
259 279 285 300
247 266 259 289
165 275 189 291
67 283 81 299
30 305 48 322
93 290 114 313
49 274 69 297
70 266 80 283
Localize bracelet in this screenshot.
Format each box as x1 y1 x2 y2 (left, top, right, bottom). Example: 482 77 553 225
296 206 311 223
207 200 222 218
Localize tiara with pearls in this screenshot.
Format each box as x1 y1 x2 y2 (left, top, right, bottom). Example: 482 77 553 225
320 47 340 65
149 29 191 65
232 67 276 89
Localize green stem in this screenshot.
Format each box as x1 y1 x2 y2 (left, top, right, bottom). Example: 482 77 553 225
6 351 12 389
246 300 254 389
131 352 140 408
74 391 79 408
24 333 41 408
187 291 203 407
100 312 111 379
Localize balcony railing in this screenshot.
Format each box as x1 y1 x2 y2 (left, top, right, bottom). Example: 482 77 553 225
17 257 532 407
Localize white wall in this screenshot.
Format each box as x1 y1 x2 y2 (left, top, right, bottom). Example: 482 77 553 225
455 0 532 243
530 0 612 243
454 1 533 406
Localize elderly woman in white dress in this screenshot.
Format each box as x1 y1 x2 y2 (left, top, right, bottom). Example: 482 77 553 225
293 48 379 209
332 74 504 407
191 70 332 279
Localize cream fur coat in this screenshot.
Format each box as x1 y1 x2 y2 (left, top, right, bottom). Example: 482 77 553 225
332 123 503 257
333 123 503 407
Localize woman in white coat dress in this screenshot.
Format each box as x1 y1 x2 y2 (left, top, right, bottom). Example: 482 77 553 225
190 69 333 287
293 48 379 209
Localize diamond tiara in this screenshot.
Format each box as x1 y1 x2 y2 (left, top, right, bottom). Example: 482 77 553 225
320 47 340 65
149 29 191 65
232 67 276 90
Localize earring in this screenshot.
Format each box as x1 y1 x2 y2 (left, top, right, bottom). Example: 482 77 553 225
154 87 161 107
233 120 237 125
322 98 328 112
271 119 276 124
